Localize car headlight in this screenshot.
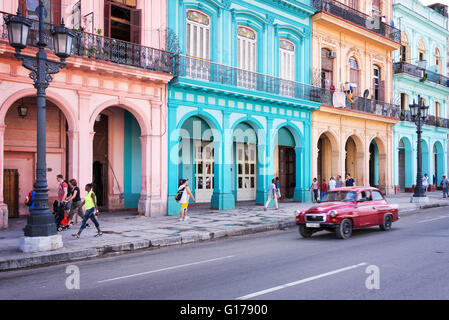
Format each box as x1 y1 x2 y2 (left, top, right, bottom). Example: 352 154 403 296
294 210 302 217
329 210 338 218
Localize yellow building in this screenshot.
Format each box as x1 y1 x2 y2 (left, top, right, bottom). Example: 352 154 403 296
311 0 401 194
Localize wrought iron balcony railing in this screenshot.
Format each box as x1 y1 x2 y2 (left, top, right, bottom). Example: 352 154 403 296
394 62 449 88
319 88 401 118
0 11 173 74
312 0 401 43
400 110 449 128
174 55 324 103
175 55 401 118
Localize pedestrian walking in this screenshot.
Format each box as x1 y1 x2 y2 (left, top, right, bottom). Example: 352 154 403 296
335 175 343 188
345 173 355 187
264 179 278 211
320 179 327 201
275 177 281 201
177 179 195 221
66 179 86 226
57 174 68 205
309 178 319 203
423 173 429 193
328 176 336 191
72 184 102 238
440 175 449 198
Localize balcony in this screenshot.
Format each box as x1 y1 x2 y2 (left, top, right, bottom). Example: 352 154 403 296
320 88 401 118
400 110 449 129
174 55 324 103
0 11 173 74
174 55 400 119
312 0 401 43
394 62 449 89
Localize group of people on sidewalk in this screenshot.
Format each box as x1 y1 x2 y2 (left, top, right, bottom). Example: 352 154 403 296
309 174 355 203
54 175 103 238
423 173 449 198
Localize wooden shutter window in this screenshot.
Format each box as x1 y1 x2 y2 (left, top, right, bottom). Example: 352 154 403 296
104 1 111 38
51 0 61 24
19 0 27 15
130 8 142 44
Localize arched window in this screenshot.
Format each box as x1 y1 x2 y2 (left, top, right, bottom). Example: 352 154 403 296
434 48 441 74
186 10 211 59
237 26 257 89
20 0 61 24
400 32 410 62
349 57 359 96
435 101 441 118
418 40 426 63
237 26 257 72
373 65 382 101
279 39 295 81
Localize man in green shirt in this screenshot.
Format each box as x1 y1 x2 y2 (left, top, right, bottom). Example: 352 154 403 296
72 184 103 238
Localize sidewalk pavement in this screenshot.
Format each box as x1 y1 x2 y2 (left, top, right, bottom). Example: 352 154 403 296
1 192 448 271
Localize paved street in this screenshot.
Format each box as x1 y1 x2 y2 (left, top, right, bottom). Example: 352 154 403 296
1 205 449 300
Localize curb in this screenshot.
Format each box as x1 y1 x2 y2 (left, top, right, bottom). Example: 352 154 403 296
0 220 296 272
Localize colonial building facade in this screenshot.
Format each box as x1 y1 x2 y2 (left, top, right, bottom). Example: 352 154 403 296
0 0 172 229
392 0 449 192
310 0 402 194
167 0 320 214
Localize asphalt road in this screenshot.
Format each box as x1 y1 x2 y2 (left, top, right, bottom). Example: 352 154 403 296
1 206 449 300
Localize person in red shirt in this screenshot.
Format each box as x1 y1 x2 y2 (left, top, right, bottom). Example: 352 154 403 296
321 179 327 201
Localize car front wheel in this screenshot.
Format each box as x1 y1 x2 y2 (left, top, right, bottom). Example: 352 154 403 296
299 225 314 238
336 218 352 239
379 214 393 231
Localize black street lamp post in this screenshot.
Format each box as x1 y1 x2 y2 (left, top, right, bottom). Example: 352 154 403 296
410 95 429 202
5 2 74 240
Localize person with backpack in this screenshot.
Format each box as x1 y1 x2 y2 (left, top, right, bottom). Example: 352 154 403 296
176 179 195 222
72 184 102 238
25 189 35 213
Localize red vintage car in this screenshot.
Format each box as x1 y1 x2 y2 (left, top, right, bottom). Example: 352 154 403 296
295 187 399 239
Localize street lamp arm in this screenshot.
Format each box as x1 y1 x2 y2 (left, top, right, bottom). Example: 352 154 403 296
14 53 66 84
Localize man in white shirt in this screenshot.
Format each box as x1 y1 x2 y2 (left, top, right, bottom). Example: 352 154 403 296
328 176 336 191
264 179 278 211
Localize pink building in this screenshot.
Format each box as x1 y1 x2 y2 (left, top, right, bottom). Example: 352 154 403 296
0 0 172 229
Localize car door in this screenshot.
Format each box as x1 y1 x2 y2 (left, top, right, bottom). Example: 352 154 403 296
356 191 377 227
372 190 388 225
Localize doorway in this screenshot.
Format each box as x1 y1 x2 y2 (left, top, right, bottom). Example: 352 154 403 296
279 146 296 199
3 169 19 218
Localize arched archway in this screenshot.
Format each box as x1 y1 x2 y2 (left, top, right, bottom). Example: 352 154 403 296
398 137 413 191
369 137 387 191
345 134 363 185
317 131 339 188
232 121 259 202
433 141 444 187
179 116 215 203
273 126 298 200
1 96 71 218
91 106 144 211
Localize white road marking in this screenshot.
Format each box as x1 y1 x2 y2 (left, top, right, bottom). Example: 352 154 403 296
97 255 235 283
417 215 449 224
236 262 368 300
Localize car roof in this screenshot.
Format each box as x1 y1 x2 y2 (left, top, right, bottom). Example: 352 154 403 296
330 187 380 192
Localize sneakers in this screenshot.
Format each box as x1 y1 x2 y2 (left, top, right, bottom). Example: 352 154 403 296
184 216 190 221
72 233 80 239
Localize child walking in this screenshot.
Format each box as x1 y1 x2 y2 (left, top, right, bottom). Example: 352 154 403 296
177 179 195 221
72 184 102 238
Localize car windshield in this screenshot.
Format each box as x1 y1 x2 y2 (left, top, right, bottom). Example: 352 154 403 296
322 191 357 202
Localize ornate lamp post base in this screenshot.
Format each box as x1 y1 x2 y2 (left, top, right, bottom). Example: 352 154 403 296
18 234 63 253
410 195 429 203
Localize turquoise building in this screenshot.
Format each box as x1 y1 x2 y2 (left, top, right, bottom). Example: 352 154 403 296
167 0 320 214
393 0 449 192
